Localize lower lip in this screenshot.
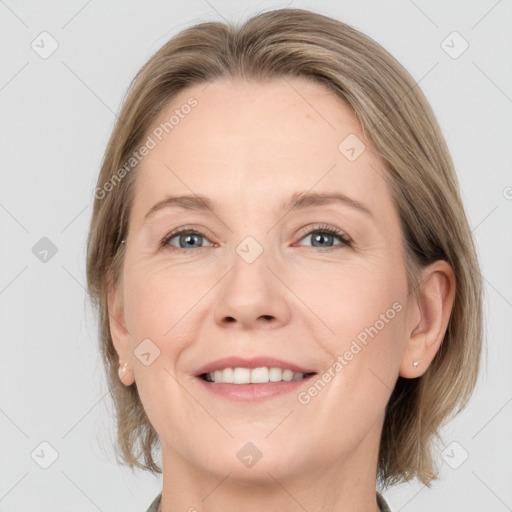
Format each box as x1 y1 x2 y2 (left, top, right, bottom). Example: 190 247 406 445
195 375 315 402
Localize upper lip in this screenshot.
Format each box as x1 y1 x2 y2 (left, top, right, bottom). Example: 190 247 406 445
194 356 317 376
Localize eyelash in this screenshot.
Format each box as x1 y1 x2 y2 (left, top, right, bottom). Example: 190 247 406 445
160 224 352 254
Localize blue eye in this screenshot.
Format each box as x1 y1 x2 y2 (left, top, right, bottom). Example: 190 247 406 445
161 224 351 253
298 225 351 249
162 229 211 251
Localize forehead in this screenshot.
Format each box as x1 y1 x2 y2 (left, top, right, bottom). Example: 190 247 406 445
131 77 394 224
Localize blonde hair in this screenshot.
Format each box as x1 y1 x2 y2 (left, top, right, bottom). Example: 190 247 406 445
86 8 482 486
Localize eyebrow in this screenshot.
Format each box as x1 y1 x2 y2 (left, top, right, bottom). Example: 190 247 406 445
143 191 374 222
283 191 374 218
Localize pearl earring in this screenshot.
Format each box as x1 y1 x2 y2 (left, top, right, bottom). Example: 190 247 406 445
413 361 419 368
118 361 128 379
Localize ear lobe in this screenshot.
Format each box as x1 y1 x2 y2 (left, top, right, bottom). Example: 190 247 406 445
106 275 134 385
399 260 456 378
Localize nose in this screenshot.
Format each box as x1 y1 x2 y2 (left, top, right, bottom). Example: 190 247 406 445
213 246 292 330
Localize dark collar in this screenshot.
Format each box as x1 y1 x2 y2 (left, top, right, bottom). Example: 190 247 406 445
377 491 392 512
146 491 392 511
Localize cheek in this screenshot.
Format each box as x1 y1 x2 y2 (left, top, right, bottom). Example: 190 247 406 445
122 260 206 340
295 259 405 339
120 263 204 433
293 258 408 393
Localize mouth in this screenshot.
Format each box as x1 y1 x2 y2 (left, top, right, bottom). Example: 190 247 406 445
198 367 317 384
193 356 317 401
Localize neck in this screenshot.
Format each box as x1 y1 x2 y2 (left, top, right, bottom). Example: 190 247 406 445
159 422 382 512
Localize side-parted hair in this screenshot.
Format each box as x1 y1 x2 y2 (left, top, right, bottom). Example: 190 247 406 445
86 8 482 486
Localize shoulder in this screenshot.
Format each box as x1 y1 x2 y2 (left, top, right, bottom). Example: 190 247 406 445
377 491 392 512
145 492 162 512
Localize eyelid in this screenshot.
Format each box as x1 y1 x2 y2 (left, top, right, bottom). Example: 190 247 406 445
295 223 352 247
161 223 352 252
161 226 215 249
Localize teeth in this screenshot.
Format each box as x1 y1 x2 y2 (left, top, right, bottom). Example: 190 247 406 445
205 367 307 384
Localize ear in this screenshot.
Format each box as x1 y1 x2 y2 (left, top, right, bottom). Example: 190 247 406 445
400 260 456 378
107 274 135 386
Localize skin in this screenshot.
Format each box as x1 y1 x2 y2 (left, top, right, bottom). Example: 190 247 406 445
108 77 455 512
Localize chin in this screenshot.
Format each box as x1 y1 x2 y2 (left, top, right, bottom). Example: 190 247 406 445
197 442 306 484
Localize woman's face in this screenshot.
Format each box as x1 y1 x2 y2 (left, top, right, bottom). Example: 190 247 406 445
111 77 417 482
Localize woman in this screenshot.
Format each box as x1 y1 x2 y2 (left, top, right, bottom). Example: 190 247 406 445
86 8 482 512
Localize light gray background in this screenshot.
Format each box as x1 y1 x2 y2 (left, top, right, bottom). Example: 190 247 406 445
1 1 511 511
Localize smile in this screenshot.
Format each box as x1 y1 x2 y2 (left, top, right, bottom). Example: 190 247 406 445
200 366 316 384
